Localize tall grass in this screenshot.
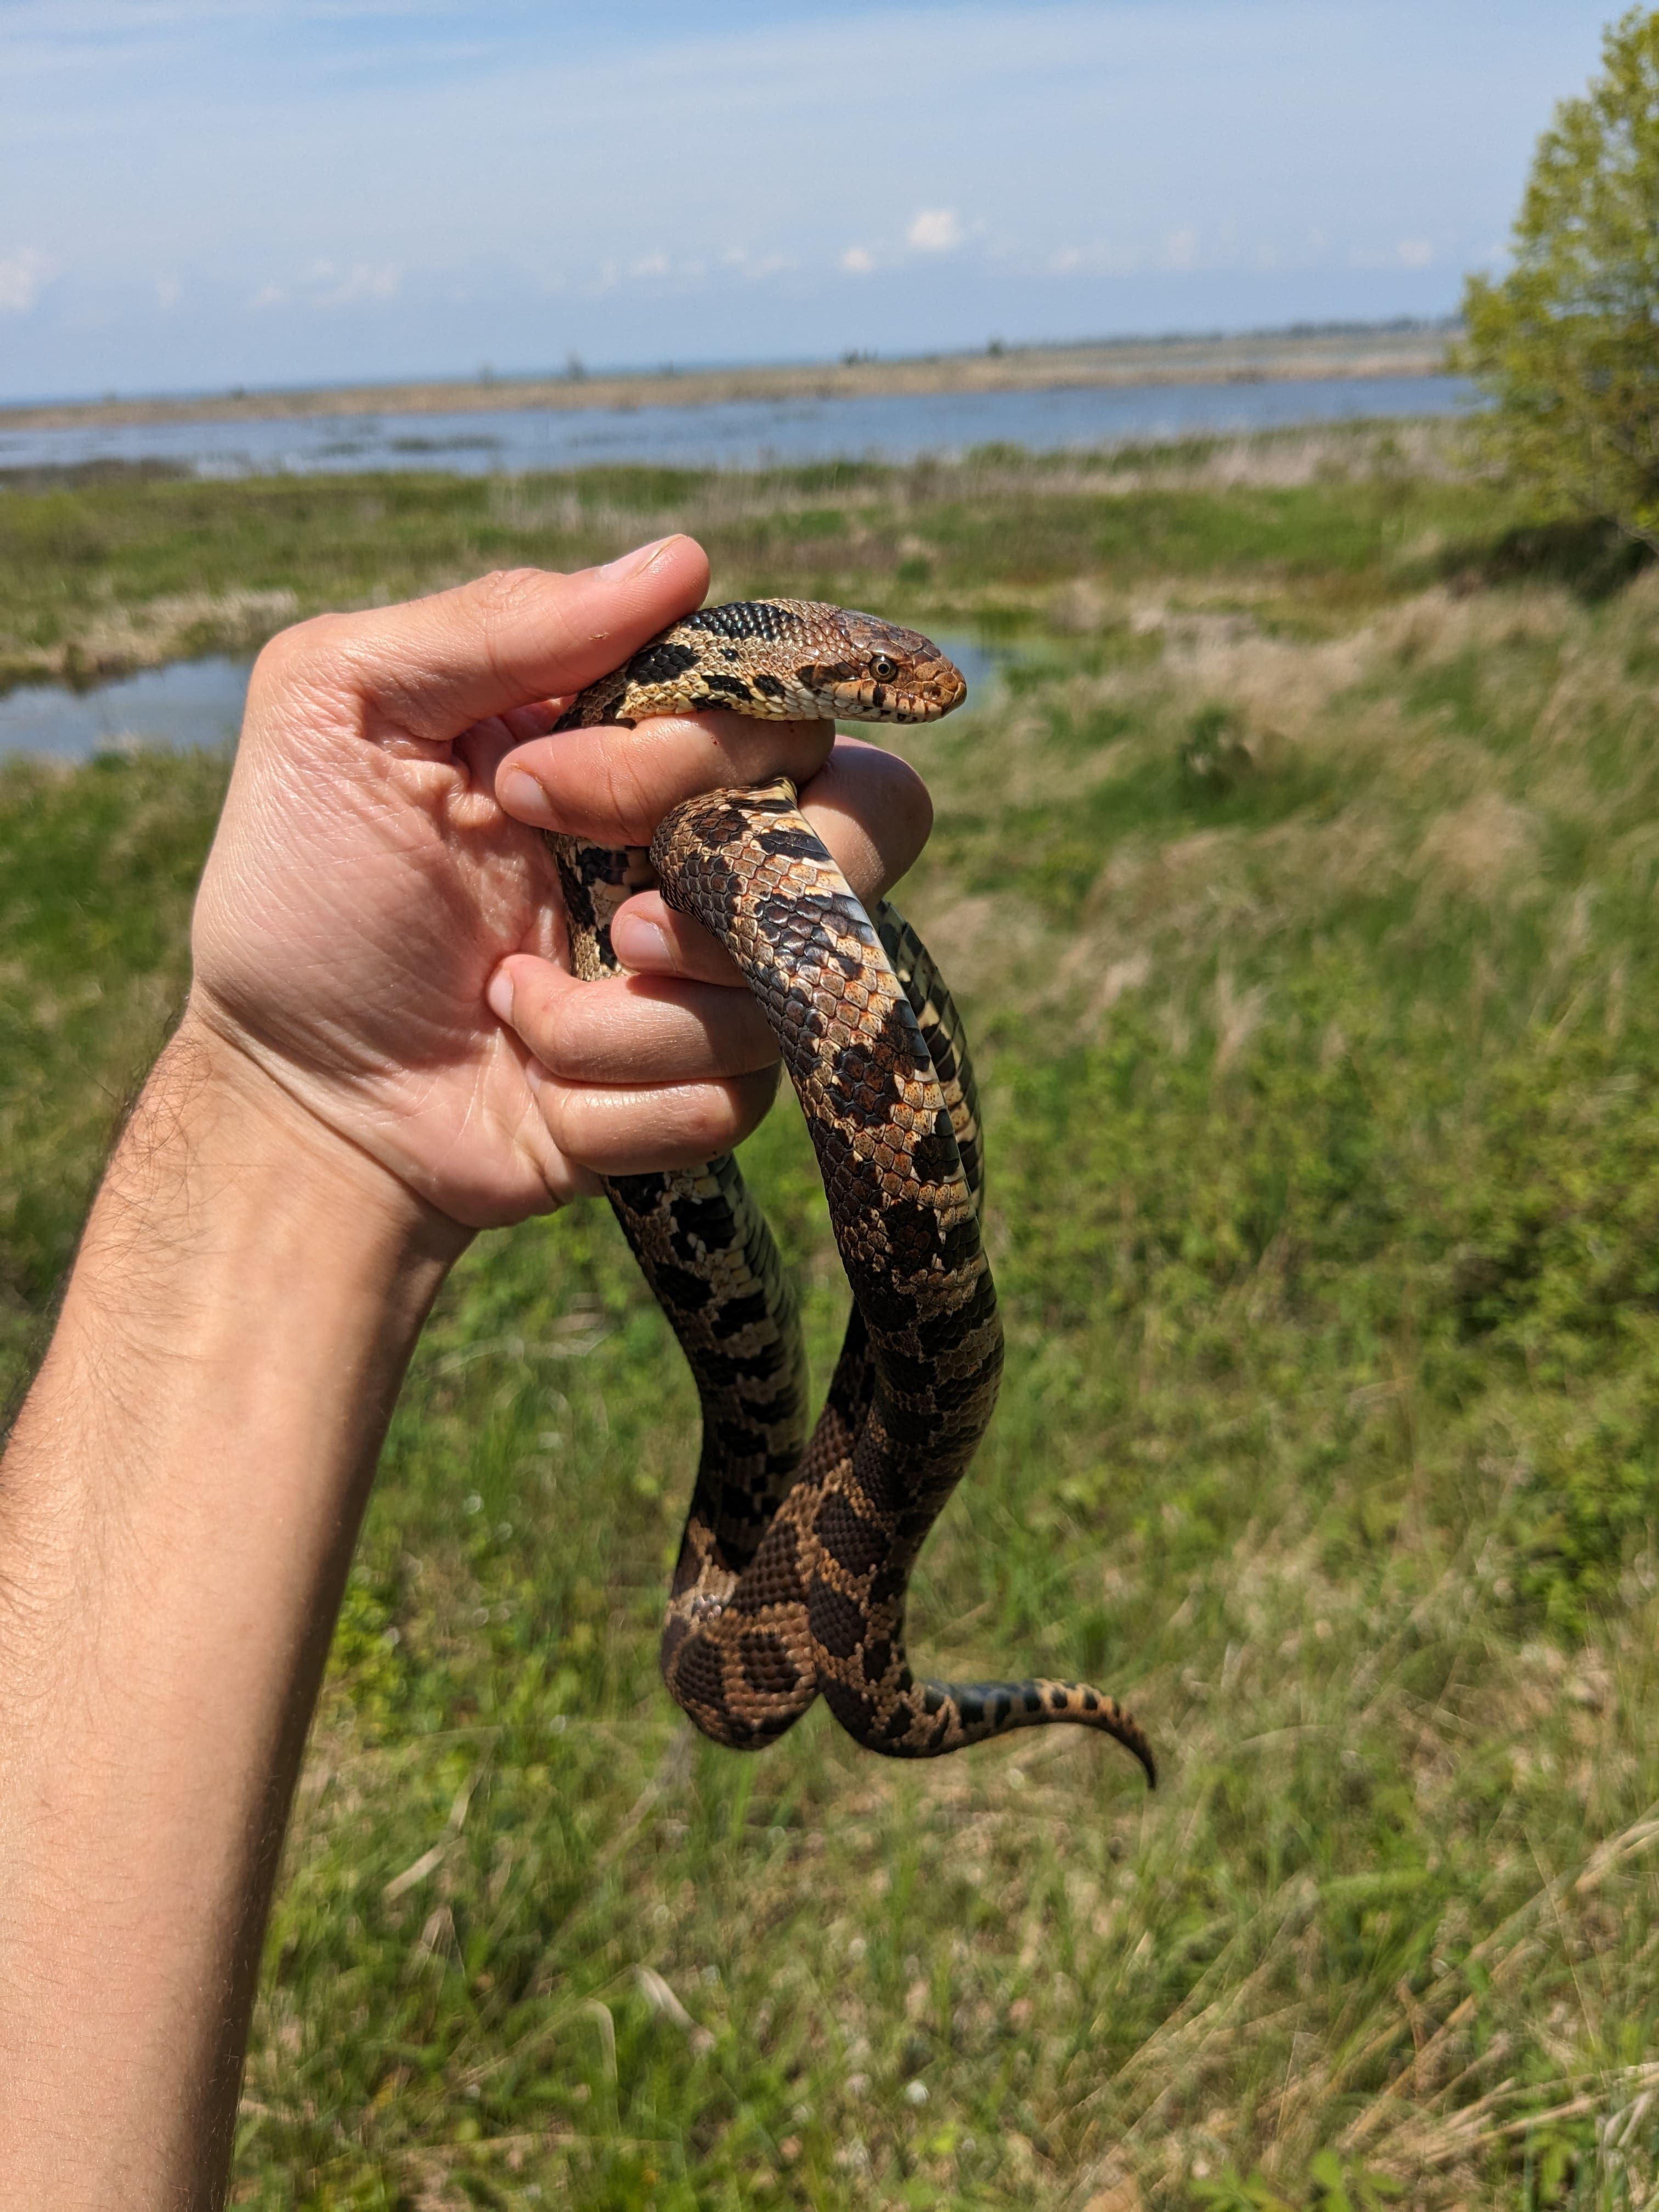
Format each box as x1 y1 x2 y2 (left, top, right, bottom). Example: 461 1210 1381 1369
4 438 1659 2208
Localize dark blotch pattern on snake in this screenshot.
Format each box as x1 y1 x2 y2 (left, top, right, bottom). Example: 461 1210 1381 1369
546 596 1154 1784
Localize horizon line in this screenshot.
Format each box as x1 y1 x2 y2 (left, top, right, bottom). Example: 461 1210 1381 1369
1 314 1465 419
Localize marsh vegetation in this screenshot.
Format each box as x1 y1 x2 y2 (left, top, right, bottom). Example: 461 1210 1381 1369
4 425 1659 2208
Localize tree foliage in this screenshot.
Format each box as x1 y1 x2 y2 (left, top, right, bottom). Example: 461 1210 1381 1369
1460 7 1659 549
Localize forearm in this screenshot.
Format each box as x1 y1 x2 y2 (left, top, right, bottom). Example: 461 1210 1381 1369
0 1018 464 2209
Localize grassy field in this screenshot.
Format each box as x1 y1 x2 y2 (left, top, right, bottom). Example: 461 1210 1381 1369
6 427 1659 2209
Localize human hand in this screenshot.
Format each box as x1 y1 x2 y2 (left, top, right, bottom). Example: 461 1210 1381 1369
189 537 931 1229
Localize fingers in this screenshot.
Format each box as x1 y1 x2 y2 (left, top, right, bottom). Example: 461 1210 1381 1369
451 696 571 797
488 961 778 1086
255 538 710 743
533 1067 783 1180
483 733 932 1178
486 958 785 1177
488 700 933 1184
495 711 837 848
610 737 934 983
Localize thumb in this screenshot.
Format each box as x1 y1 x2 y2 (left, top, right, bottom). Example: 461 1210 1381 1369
279 535 710 744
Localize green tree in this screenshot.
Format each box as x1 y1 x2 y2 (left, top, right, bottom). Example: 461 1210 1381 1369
1460 7 1659 550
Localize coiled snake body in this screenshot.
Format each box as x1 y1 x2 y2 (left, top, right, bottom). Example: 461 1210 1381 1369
549 598 1153 1784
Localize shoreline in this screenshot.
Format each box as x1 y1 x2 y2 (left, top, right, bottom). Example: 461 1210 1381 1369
1 326 1458 435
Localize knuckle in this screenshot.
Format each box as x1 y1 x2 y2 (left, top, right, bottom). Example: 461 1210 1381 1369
470 567 551 623
245 612 369 731
613 744 662 838
577 729 659 842
528 1024 584 1082
511 978 580 1073
532 1081 580 1154
469 568 556 693
533 1059 595 1128
249 610 346 692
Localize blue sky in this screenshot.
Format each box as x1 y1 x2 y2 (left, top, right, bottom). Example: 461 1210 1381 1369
0 0 1621 402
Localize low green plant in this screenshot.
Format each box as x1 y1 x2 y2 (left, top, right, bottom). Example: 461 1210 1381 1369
7 445 1659 2204
1195 2154 1404 2211
1180 704 1256 796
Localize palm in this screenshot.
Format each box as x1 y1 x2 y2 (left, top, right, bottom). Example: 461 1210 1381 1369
193 681 576 1226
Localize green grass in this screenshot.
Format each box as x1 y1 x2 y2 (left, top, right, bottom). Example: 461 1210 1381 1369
0 423 1533 691
6 436 1659 2208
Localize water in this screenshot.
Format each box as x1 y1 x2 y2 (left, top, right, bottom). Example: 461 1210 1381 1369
0 374 1466 760
0 374 1474 481
0 655 252 761
0 636 1019 764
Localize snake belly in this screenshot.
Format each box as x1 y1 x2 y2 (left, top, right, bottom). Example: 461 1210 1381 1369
545 597 1153 1783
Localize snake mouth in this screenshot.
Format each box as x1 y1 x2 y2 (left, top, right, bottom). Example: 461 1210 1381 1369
867 668 970 723
900 676 969 721
821 676 964 724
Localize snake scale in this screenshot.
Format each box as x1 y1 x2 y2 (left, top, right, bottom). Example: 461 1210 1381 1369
547 597 1154 1784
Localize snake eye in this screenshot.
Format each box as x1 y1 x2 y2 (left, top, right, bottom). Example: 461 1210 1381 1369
871 654 899 683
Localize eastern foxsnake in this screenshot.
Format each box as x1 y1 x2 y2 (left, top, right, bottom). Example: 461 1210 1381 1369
547 597 1153 1783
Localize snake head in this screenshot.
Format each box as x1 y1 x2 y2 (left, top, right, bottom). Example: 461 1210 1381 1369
798 610 968 724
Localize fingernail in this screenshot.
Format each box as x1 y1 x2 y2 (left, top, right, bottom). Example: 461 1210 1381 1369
612 914 673 969
600 535 676 579
486 968 515 1024
500 769 553 824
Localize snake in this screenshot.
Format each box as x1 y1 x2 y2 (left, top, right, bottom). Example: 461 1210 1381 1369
546 597 1154 1784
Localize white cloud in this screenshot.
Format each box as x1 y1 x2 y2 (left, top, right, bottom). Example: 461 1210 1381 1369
840 245 874 275
1033 240 1142 279
155 274 180 307
312 261 400 306
247 260 399 311
0 248 55 313
1348 237 1436 269
720 246 794 282
906 208 962 254
1162 227 1199 271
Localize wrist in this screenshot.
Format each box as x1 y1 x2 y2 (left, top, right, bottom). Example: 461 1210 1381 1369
10 1007 466 1591
84 1004 464 1471
95 1005 473 1302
